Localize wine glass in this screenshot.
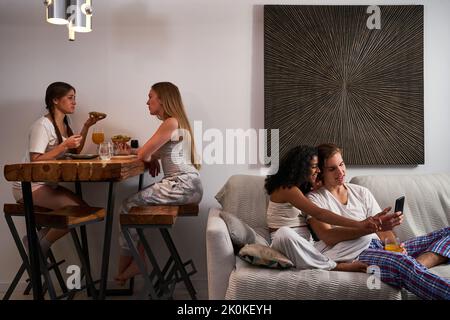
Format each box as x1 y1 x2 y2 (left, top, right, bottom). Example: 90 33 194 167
92 127 105 152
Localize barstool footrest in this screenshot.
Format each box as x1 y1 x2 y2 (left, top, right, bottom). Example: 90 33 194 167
182 259 197 278
58 279 102 300
149 267 177 299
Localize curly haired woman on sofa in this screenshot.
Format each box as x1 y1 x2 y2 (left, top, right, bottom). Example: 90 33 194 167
265 145 402 272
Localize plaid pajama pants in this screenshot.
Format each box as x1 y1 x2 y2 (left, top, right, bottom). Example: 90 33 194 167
357 227 450 300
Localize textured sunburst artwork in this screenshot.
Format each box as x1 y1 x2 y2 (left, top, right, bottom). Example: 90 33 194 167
264 5 424 165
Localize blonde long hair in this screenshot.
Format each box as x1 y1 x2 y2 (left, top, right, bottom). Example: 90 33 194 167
152 82 201 170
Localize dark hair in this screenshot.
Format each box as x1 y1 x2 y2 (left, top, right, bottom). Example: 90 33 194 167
265 145 318 195
45 82 75 149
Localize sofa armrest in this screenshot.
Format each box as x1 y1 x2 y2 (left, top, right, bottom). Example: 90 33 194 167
206 208 236 300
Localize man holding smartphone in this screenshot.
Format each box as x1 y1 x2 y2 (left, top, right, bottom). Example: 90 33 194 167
306 144 449 300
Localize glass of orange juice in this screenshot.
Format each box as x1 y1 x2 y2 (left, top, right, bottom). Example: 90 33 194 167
92 127 105 149
384 237 403 252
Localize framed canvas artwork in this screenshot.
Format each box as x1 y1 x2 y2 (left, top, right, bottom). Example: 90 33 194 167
264 5 424 165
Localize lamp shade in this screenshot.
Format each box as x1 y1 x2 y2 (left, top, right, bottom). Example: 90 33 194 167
68 0 93 33
45 0 69 25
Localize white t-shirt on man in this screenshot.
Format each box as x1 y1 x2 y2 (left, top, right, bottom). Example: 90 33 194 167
307 183 381 262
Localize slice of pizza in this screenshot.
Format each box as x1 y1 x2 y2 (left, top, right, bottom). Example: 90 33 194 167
89 111 107 120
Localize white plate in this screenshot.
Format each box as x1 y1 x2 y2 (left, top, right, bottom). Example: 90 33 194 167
111 155 137 159
65 153 98 159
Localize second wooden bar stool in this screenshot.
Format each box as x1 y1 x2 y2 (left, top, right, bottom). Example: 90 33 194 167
120 204 199 300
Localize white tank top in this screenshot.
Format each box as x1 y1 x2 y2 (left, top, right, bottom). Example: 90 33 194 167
153 139 198 178
266 200 308 229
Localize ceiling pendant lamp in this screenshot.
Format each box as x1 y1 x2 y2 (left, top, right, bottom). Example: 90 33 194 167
45 0 69 25
44 0 93 41
68 0 93 33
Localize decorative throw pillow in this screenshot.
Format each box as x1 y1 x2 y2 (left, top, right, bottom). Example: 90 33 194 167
238 243 294 269
219 211 256 251
215 175 269 228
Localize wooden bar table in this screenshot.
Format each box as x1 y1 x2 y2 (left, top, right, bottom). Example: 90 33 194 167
4 157 144 300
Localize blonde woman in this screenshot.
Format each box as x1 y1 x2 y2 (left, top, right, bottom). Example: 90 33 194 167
115 82 203 284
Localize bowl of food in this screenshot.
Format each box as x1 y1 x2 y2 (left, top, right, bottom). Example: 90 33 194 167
111 134 131 155
111 134 131 143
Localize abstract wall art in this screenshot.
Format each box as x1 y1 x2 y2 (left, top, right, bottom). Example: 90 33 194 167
264 5 424 165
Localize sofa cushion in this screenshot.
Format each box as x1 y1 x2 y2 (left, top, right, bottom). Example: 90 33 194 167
215 175 269 229
239 244 294 269
350 174 450 241
219 211 269 252
227 260 401 300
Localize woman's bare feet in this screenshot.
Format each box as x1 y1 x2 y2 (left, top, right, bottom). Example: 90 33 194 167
115 255 133 286
115 244 147 286
333 261 368 273
114 275 127 287
114 260 146 285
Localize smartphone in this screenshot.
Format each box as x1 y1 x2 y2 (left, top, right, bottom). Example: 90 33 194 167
394 196 405 214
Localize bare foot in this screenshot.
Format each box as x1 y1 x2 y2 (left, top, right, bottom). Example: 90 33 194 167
416 252 448 269
117 255 133 278
114 275 127 287
333 261 368 273
115 244 147 286
115 260 146 284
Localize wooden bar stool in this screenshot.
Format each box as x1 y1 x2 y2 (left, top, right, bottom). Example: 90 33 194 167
120 204 199 300
3 204 105 300
3 203 68 300
35 205 105 299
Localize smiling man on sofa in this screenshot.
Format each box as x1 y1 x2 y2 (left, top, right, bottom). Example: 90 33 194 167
305 143 450 300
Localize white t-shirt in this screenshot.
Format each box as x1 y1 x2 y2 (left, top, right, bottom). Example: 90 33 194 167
25 115 69 159
307 183 381 262
12 116 68 190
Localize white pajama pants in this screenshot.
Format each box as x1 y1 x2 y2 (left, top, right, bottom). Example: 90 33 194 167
119 172 203 256
271 226 337 270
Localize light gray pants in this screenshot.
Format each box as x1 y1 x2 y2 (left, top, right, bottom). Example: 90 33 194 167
119 172 203 256
270 226 337 270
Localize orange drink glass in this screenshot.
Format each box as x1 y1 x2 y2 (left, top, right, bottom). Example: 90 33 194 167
92 128 105 145
384 237 403 252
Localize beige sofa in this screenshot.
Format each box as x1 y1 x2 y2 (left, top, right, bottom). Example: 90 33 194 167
206 173 450 300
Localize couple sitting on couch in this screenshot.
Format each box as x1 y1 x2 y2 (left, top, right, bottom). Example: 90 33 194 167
266 143 449 300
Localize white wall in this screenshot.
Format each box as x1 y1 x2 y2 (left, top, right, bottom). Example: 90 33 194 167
1 0 449 291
